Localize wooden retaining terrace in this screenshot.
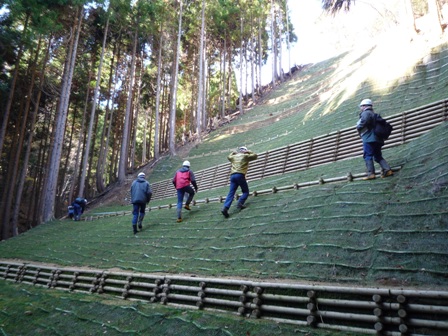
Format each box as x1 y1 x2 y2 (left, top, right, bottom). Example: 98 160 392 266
1 260 447 335
150 98 448 201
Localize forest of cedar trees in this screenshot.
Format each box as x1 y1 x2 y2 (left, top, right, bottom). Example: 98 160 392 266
0 0 298 240
0 0 445 241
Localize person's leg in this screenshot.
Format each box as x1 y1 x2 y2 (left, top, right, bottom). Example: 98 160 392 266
176 189 185 221
184 186 195 210
222 174 239 217
363 142 376 180
132 203 140 234
68 206 73 219
372 143 393 177
138 203 145 229
73 204 81 221
236 175 249 208
223 175 239 207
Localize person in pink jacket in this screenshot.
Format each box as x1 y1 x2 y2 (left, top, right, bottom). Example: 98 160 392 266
172 161 198 222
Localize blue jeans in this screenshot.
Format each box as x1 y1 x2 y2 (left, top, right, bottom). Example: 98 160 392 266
176 186 195 209
176 186 195 218
132 203 146 225
223 173 249 209
363 142 384 163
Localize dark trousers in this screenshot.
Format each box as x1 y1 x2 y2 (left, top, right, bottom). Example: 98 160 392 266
176 186 195 209
363 141 384 163
132 203 146 225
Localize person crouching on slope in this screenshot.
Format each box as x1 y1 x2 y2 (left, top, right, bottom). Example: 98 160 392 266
221 146 258 218
172 160 198 223
130 172 152 234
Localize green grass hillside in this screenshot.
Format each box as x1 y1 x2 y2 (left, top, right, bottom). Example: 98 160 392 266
150 42 448 181
1 39 447 336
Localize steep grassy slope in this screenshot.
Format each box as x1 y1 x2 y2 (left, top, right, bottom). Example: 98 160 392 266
1 122 446 289
150 42 448 181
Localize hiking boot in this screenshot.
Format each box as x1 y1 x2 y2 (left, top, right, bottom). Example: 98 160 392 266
133 226 138 234
236 203 246 210
364 160 375 180
177 218 182 223
184 204 191 211
138 224 142 230
363 174 376 180
381 170 394 178
221 208 229 218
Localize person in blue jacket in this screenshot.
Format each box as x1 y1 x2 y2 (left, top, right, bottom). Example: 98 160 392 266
130 172 152 234
72 197 87 221
356 98 393 180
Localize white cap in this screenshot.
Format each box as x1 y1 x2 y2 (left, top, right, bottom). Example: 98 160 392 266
359 98 373 107
238 146 248 152
138 172 145 178
183 160 190 167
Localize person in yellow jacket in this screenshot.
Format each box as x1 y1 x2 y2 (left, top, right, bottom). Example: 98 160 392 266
221 146 258 218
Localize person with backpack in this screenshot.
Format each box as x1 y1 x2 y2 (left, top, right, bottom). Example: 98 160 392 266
130 172 152 234
221 146 258 218
172 160 198 223
72 197 87 221
356 98 394 180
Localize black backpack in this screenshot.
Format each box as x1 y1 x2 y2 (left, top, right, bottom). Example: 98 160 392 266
373 114 393 140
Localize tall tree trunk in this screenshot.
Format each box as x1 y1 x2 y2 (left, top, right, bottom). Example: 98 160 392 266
196 0 206 141
161 77 169 152
285 1 291 74
220 36 226 118
30 103 53 227
3 39 42 236
137 59 144 162
227 45 232 111
239 15 243 116
245 40 248 102
11 38 51 237
68 70 93 204
147 102 154 159
202 52 208 129
79 15 109 196
118 28 138 183
1 38 42 239
142 105 148 162
154 26 163 160
169 0 183 155
96 41 118 193
279 14 284 83
271 0 278 87
40 8 83 223
0 14 30 160
258 17 263 96
251 35 255 104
